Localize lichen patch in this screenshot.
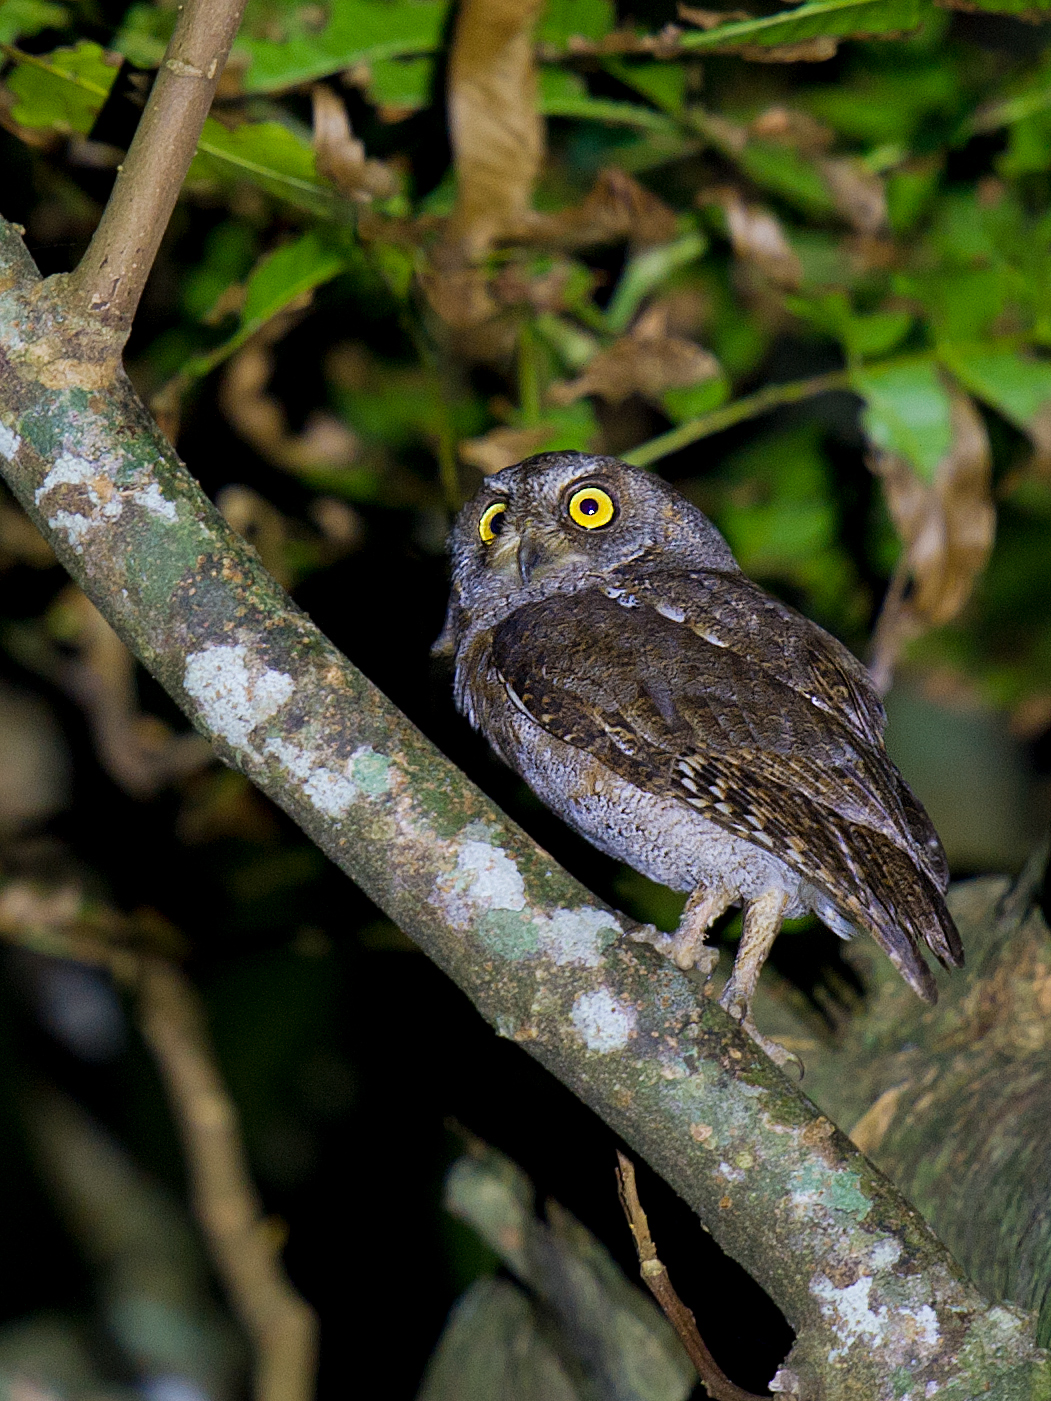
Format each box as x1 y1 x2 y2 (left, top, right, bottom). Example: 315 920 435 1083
35 452 123 550
811 1270 940 1368
184 644 294 751
0 422 20 461
535 907 622 967
571 988 636 1053
133 482 178 521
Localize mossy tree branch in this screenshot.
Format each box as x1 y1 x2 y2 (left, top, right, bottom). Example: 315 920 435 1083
0 214 1048 1400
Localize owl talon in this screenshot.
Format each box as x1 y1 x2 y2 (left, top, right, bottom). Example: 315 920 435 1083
739 1015 804 1079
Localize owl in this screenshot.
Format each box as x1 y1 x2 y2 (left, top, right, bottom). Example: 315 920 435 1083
437 451 962 1065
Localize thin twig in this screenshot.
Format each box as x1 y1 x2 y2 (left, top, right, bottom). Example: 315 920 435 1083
138 958 318 1401
622 369 852 468
67 0 247 340
616 1152 769 1401
865 557 917 697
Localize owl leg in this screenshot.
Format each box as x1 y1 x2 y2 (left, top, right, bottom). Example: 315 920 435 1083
668 884 736 975
719 889 799 1071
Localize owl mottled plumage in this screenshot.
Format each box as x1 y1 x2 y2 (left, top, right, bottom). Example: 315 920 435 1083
438 451 962 1062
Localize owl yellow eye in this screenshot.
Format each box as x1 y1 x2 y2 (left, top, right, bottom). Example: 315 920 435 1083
478 501 508 544
567 485 616 530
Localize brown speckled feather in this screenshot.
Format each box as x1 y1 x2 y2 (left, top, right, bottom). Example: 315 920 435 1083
491 578 962 997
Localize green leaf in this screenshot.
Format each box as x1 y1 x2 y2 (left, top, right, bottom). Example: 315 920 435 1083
604 231 707 334
362 54 434 111
662 376 730 423
538 68 679 131
172 230 351 387
852 358 953 481
240 230 348 328
111 1 175 68
788 292 913 360
537 0 616 46
0 0 68 44
235 0 449 95
5 40 116 134
938 344 1051 435
939 0 1051 14
737 142 837 218
601 59 687 115
188 118 346 218
679 0 929 51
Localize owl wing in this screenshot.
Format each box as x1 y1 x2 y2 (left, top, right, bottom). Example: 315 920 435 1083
490 589 961 1000
614 564 949 892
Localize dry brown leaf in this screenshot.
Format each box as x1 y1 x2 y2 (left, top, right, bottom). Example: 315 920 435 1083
868 390 996 692
733 38 838 61
549 311 720 406
1025 399 1051 478
712 189 802 289
43 587 211 797
445 0 546 256
312 85 397 201
819 157 887 233
678 5 752 27
750 106 834 152
219 342 360 474
458 425 558 475
532 167 679 250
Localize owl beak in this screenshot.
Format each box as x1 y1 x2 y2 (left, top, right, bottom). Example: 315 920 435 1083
517 530 546 584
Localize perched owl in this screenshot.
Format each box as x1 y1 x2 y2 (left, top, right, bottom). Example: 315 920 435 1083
437 451 962 1065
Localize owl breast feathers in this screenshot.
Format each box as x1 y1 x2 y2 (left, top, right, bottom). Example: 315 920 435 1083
438 450 962 1013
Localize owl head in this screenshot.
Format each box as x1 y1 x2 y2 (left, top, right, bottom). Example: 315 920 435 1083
437 451 739 652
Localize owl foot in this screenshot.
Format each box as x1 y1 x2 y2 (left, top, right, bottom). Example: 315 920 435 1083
667 884 736 974
721 1003 804 1078
718 888 802 1074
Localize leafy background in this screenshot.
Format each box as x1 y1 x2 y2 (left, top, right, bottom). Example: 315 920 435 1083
0 0 1050 1395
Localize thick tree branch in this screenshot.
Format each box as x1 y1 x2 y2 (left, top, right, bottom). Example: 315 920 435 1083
0 217 1048 1399
27 0 246 389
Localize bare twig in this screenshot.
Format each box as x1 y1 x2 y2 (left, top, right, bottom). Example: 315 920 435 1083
616 1152 769 1401
138 957 318 1401
66 0 246 344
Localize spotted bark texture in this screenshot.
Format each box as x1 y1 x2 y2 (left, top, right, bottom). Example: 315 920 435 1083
0 216 1048 1400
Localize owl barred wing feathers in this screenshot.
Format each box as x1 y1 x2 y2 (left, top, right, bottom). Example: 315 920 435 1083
622 565 950 894
490 585 961 997
443 449 963 1058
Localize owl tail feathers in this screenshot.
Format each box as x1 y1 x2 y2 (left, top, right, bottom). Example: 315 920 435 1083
843 833 964 1005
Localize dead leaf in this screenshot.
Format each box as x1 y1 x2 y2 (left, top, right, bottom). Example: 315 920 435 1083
459 425 558 475
532 167 679 250
550 304 720 405
312 85 397 201
819 157 887 233
868 390 995 692
219 342 360 474
733 38 838 61
678 6 752 28
445 0 546 257
1026 399 1051 478
710 189 802 289
750 106 834 152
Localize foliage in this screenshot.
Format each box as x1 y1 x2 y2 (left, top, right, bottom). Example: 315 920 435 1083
1 0 1051 1395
